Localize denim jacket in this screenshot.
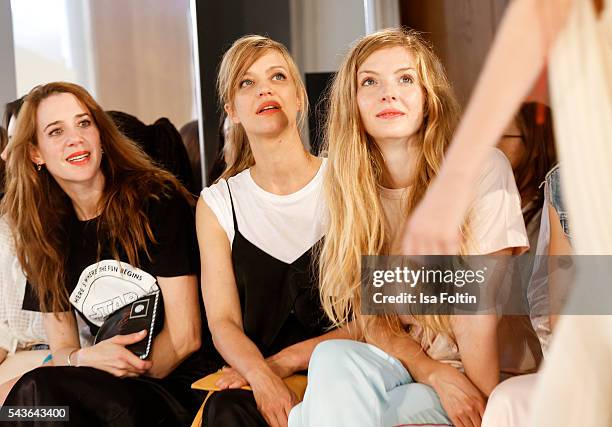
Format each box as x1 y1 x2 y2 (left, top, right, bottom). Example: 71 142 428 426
528 165 572 354
544 164 570 239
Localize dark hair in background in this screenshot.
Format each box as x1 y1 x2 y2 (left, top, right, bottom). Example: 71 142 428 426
1 97 26 196
0 126 6 196
305 72 335 155
206 114 229 184
3 97 25 129
179 120 203 191
107 111 196 194
0 127 6 151
514 102 558 225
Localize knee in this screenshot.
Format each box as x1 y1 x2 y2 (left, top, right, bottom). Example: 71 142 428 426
306 340 373 394
309 340 362 373
4 367 58 404
15 366 57 391
403 382 440 405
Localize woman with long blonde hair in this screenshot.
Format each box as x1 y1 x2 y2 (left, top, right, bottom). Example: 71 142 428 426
0 82 215 425
196 35 349 427
289 28 529 427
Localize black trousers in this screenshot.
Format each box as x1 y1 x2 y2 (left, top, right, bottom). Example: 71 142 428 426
4 366 203 426
202 389 268 427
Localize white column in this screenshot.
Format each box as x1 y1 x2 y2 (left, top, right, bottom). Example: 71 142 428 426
364 0 377 34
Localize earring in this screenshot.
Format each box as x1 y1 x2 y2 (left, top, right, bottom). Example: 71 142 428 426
36 162 42 171
101 148 105 154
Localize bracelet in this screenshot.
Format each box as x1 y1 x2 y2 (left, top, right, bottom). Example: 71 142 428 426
67 348 79 367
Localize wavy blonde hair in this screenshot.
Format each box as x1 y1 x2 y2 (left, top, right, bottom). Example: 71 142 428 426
319 28 466 341
216 35 308 181
0 82 191 313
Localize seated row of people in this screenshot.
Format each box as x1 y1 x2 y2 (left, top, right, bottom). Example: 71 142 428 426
0 28 564 427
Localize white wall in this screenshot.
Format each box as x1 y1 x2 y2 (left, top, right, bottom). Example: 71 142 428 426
10 0 91 97
89 0 196 128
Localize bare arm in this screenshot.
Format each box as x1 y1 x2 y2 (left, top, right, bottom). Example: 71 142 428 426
452 314 499 396
196 197 269 381
367 320 487 427
48 310 152 377
414 249 512 425
364 318 451 384
197 197 295 427
217 324 359 391
402 0 575 254
264 326 357 377
146 274 201 378
441 0 573 187
44 311 82 366
451 248 514 397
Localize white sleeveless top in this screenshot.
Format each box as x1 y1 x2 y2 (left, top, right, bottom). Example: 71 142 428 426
201 159 327 264
549 0 612 255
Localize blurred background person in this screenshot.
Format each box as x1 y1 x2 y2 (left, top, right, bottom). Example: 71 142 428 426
198 114 235 185
108 110 196 194
398 0 612 425
0 98 50 385
497 102 557 251
0 126 6 198
179 120 203 192
482 164 572 427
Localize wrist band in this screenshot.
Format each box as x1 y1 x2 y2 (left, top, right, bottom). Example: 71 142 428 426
67 348 79 367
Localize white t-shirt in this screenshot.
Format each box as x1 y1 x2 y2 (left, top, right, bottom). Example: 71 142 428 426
380 148 531 373
381 147 529 255
201 159 327 264
468 148 530 255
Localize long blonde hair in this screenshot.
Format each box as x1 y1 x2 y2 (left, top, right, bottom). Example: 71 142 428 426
319 28 463 340
0 82 191 313
216 35 308 181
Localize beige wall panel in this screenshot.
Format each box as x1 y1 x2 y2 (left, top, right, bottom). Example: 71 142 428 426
401 0 509 107
441 0 497 105
89 0 195 128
